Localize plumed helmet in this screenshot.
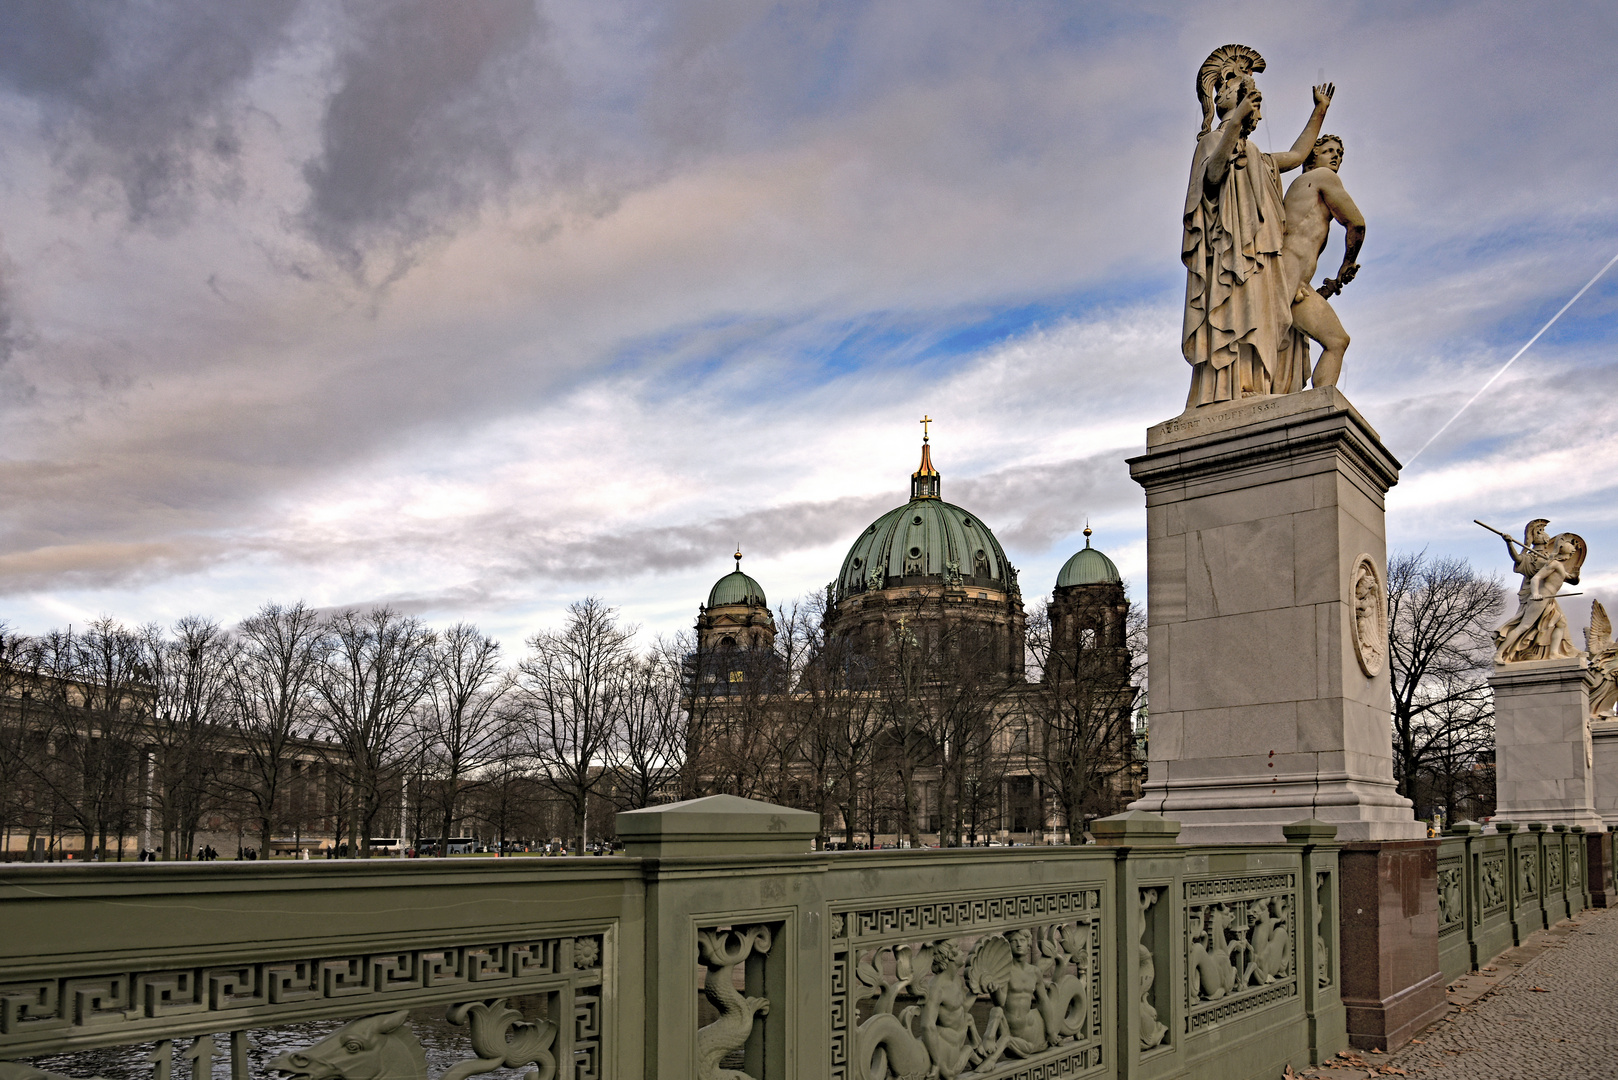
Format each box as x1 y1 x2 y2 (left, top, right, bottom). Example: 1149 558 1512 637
1196 44 1266 137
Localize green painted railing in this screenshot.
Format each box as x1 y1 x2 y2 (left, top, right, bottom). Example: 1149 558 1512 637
1 798 1346 1080
1435 819 1603 983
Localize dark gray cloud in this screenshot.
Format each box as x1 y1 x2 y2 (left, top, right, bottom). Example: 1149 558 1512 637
0 1 299 225
299 0 544 269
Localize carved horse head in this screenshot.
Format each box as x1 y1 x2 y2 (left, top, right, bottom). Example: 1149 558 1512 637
269 1010 428 1080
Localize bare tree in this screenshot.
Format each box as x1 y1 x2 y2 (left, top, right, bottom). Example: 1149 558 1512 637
516 598 633 852
604 637 686 812
1387 550 1503 821
0 624 43 858
230 602 326 858
25 619 150 859
316 607 435 857
418 623 511 854
1016 598 1144 841
144 617 237 860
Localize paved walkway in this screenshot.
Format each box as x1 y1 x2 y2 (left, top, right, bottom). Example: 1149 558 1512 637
1298 906 1618 1080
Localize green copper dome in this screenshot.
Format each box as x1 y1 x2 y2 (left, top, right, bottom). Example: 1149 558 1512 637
1057 530 1121 587
708 551 768 608
837 497 1013 596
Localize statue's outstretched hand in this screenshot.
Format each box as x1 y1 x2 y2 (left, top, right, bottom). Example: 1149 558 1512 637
1338 262 1360 286
1313 83 1335 110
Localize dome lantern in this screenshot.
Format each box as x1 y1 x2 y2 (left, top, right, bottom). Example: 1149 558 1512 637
911 415 940 500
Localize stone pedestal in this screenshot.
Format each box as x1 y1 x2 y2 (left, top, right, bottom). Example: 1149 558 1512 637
1492 657 1602 830
1589 719 1618 826
1127 387 1423 844
1337 840 1446 1051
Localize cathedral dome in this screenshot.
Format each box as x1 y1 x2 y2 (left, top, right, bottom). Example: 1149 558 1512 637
836 431 1014 597
1056 528 1121 587
708 551 768 607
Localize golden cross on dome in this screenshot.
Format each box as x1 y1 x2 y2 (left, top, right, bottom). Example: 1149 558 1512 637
920 415 933 441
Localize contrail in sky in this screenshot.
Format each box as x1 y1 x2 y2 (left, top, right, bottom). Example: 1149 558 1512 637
1405 248 1618 466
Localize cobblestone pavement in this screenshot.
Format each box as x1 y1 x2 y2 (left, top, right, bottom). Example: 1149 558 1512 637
1299 906 1618 1080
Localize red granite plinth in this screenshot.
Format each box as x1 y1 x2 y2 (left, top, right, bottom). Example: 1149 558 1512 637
1338 840 1448 1051
1588 831 1616 908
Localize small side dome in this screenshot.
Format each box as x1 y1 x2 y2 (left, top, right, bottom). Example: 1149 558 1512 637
1057 527 1121 587
708 549 768 607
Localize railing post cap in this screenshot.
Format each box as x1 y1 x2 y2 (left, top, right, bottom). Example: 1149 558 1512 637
1493 820 1519 833
1091 809 1181 846
1551 823 1569 832
1527 822 1549 833
1445 820 1484 836
1571 825 1587 834
616 794 820 857
1281 819 1338 843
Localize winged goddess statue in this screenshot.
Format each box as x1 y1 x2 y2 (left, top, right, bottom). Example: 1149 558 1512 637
1586 600 1618 718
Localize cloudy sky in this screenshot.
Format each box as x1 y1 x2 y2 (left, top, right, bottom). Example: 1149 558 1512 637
1 0 1615 648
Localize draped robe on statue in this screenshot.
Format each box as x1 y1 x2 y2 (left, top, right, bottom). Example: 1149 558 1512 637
1182 127 1309 406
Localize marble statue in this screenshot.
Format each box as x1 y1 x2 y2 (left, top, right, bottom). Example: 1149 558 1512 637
1585 600 1618 718
1489 519 1587 664
1182 44 1334 407
1281 134 1365 389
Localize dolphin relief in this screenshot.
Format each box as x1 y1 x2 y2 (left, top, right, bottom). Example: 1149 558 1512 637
269 999 557 1080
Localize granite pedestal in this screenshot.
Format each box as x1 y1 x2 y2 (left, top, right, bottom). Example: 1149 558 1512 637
1492 656 1602 830
1337 840 1447 1051
1589 719 1618 827
1126 387 1423 844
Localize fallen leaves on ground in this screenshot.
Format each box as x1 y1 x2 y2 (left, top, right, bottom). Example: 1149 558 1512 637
1528 986 1550 992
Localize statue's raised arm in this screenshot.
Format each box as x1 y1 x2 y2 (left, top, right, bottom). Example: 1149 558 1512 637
1272 84 1335 172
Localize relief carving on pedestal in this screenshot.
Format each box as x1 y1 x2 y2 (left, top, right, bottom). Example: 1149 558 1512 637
1519 851 1539 898
1436 865 1463 930
1185 876 1298 1031
1350 554 1386 678
1481 855 1507 910
828 890 1105 1080
696 926 773 1080
1138 890 1169 1051
1313 873 1330 989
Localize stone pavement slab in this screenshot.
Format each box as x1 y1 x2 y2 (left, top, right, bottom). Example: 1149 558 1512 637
1294 907 1618 1079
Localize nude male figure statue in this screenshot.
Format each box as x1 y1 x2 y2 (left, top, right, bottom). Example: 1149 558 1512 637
1281 134 1365 389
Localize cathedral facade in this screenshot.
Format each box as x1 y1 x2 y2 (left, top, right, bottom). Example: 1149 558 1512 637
685 431 1141 847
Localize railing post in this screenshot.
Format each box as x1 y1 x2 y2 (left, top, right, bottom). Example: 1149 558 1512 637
617 794 823 1080
1284 819 1346 1063
1527 823 1551 931
1442 821 1481 977
1093 809 1184 1080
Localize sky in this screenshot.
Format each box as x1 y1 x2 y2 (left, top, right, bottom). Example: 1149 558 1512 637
0 0 1615 651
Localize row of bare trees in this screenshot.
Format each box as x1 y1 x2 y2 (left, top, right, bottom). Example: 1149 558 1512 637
2 546 1494 860
0 598 691 860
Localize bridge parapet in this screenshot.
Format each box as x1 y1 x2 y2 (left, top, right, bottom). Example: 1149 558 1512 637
2 797 1347 1080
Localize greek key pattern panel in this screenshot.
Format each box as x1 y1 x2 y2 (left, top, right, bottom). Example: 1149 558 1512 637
837 889 1105 945
0 934 607 1054
828 889 1107 1080
1183 874 1298 1032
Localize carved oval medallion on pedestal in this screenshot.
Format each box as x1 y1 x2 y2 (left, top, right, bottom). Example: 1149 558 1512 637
1350 554 1387 678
